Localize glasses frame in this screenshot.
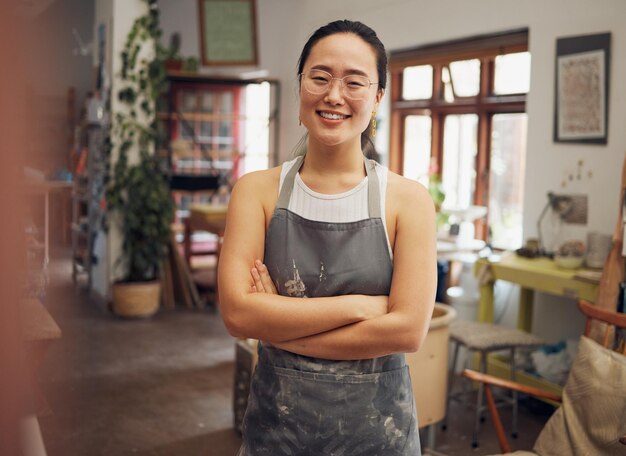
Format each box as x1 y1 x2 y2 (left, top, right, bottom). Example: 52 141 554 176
298 69 379 100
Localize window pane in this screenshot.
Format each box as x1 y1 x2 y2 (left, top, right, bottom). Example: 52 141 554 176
220 92 234 114
449 59 480 97
494 52 531 95
180 91 196 112
179 120 194 140
402 65 433 100
402 115 432 186
199 121 212 139
489 113 527 249
441 66 454 103
200 93 214 113
218 121 232 138
442 114 478 208
243 82 271 175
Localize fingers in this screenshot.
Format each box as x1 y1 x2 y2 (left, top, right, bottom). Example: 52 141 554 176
250 260 278 294
251 267 265 293
255 260 278 294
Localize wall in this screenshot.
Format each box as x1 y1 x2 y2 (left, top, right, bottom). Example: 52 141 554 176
24 0 95 173
27 0 94 100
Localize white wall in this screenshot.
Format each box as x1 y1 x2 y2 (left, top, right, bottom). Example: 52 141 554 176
154 1 625 341
24 0 95 172
27 0 94 101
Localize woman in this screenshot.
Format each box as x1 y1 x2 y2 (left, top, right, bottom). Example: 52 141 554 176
219 19 436 455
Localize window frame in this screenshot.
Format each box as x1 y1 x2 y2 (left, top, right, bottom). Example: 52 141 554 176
389 29 528 241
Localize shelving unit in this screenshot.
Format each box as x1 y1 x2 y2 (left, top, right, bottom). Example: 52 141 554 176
71 124 106 289
158 71 280 231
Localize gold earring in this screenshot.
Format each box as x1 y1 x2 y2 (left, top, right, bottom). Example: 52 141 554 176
371 111 377 138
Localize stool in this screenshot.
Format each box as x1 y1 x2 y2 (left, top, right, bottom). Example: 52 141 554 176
443 320 545 448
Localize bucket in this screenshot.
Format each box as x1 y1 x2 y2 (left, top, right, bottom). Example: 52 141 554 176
406 302 457 428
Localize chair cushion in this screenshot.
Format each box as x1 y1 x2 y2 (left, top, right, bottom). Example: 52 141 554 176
450 320 545 351
533 335 626 456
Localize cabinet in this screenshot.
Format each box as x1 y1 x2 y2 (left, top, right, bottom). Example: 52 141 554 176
158 71 280 229
71 125 106 289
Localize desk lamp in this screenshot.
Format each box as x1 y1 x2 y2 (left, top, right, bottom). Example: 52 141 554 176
537 192 588 256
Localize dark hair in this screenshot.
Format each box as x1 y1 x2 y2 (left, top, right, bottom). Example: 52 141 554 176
297 19 387 90
295 20 387 160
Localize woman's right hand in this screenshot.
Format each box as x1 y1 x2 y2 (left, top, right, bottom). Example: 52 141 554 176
250 259 278 295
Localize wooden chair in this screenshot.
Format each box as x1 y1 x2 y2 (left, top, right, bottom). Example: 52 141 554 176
463 300 626 455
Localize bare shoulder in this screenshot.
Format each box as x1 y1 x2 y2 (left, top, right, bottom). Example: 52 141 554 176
232 165 281 195
386 170 435 214
230 165 283 219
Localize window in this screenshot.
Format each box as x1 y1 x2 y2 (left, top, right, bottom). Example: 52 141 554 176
389 29 530 248
169 82 274 178
158 75 279 230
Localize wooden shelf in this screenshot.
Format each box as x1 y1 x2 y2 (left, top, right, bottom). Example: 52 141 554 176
71 125 104 289
157 112 247 122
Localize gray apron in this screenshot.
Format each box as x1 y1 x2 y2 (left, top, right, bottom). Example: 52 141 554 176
238 156 421 455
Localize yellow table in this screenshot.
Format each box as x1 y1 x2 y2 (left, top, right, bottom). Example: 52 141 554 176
473 252 599 398
474 252 599 331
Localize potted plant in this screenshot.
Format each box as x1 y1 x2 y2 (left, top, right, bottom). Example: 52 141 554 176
105 0 174 317
427 158 448 230
164 32 200 72
164 32 184 71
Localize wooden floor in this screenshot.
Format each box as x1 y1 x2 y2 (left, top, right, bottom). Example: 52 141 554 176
37 252 552 455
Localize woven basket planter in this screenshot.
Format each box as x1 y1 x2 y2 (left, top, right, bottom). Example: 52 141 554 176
112 280 161 318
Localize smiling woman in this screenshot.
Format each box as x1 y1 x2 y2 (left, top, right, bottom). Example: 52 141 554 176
218 19 437 455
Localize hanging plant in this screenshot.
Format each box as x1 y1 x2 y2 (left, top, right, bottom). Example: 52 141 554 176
105 0 174 283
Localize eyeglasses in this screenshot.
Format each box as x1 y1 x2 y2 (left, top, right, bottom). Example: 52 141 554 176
299 69 378 100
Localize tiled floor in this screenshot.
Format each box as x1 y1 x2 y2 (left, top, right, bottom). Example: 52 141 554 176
37 253 552 455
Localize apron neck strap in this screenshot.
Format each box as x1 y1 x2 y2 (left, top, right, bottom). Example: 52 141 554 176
365 158 381 219
276 155 382 219
276 155 304 209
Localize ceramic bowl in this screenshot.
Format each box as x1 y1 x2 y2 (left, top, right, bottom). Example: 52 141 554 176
554 255 584 269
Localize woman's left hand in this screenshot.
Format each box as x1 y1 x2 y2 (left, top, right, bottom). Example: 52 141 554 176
250 259 278 295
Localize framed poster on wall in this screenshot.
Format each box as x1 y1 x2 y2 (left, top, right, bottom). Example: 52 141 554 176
554 32 611 144
198 0 258 66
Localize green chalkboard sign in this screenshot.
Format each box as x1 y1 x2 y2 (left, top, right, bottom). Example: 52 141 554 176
198 0 258 66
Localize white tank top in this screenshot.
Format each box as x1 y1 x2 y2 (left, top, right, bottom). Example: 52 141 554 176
279 157 393 257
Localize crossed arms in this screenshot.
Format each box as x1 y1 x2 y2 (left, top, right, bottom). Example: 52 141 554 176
217 169 437 360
